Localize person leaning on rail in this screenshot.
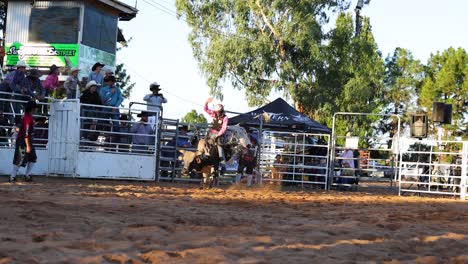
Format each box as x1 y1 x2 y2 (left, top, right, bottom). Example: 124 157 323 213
18 69 46 115
80 81 102 141
130 111 155 154
100 76 123 132
0 60 27 120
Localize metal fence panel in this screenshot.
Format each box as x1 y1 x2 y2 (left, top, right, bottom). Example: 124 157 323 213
398 139 468 200
260 130 330 188
329 113 401 190
76 103 160 180
0 92 51 175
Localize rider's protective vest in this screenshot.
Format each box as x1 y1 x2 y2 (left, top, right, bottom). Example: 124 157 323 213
212 114 225 131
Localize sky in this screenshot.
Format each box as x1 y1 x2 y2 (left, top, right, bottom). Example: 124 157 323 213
117 0 468 120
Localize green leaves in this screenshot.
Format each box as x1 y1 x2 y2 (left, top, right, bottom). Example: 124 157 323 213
115 63 136 100
419 47 468 135
181 109 208 124
177 0 352 107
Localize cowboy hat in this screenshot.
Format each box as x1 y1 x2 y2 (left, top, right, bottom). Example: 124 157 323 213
104 75 117 82
70 67 80 73
16 60 28 68
178 125 189 131
27 69 42 78
104 75 116 83
215 103 224 112
49 64 60 73
137 111 149 117
91 62 105 71
150 82 161 91
85 80 101 89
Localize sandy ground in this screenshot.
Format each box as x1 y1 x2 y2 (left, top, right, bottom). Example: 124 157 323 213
0 177 467 264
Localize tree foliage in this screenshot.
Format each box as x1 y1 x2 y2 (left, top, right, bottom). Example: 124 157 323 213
176 0 384 135
176 0 352 107
115 63 135 99
177 0 463 141
419 47 468 135
308 14 384 127
181 109 208 124
379 47 422 141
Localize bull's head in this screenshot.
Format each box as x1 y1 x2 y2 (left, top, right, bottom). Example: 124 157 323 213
178 149 197 175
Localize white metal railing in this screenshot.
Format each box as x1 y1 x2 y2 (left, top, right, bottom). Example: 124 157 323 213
78 103 160 155
330 113 401 190
0 91 51 150
398 139 468 200
260 131 330 188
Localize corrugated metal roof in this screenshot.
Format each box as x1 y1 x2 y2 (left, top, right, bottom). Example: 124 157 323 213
5 1 30 43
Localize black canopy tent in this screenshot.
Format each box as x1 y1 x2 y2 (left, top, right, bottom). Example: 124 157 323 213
228 98 331 134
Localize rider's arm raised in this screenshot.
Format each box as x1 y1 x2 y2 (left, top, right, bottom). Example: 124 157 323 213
203 98 215 117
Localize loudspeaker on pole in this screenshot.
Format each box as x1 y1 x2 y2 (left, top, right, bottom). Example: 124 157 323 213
432 102 452 124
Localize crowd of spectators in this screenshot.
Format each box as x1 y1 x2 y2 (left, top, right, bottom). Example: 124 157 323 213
0 61 171 153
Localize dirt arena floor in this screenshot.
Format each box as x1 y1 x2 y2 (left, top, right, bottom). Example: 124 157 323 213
0 177 467 264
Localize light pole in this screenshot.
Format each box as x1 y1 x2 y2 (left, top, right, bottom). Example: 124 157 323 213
355 0 364 37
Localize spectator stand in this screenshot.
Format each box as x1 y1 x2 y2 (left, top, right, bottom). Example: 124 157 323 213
398 138 468 200
260 130 330 189
329 113 401 191
0 91 51 176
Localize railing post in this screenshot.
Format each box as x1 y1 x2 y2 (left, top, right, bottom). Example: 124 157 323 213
461 142 467 200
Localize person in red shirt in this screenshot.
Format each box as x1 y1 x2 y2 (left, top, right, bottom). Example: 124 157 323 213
204 97 229 162
10 101 38 182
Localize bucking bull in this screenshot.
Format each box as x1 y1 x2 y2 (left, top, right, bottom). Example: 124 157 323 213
179 126 254 188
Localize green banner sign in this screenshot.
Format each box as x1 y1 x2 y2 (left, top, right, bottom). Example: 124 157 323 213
5 42 79 68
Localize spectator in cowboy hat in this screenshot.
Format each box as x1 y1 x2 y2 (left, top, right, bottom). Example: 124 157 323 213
100 75 123 132
21 69 46 114
3 60 28 94
19 69 45 101
2 61 29 122
88 62 105 87
143 82 167 113
80 80 102 106
64 67 81 99
42 64 60 98
143 82 167 129
104 67 114 79
130 111 155 152
0 61 28 120
80 80 102 140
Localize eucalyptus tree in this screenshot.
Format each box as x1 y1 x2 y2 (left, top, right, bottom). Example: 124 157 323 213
176 0 383 142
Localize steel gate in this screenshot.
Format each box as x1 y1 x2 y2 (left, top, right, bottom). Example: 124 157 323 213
329 113 401 190
259 130 330 188
47 100 80 176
